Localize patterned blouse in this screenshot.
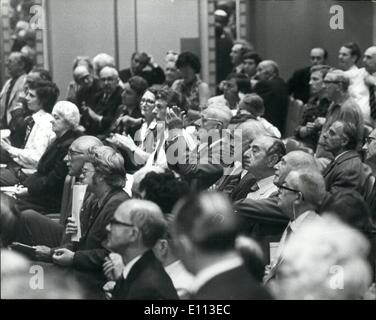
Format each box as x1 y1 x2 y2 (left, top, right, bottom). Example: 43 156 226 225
172 75 203 112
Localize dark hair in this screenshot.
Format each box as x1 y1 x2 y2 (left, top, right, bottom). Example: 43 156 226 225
173 192 240 252
340 121 358 150
28 80 59 113
131 52 150 66
155 87 182 109
176 51 201 74
29 67 52 81
342 42 362 63
226 72 252 94
242 52 262 65
266 138 286 161
139 169 190 214
321 190 374 237
128 76 149 97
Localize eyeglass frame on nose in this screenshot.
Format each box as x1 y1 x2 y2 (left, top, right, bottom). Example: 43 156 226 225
278 184 304 200
141 98 155 105
365 136 376 144
109 217 134 227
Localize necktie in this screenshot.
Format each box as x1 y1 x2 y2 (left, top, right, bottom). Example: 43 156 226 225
369 84 376 120
22 116 35 148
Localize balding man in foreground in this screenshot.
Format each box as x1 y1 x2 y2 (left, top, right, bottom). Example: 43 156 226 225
81 66 123 135
172 192 273 300
106 199 178 300
254 60 289 135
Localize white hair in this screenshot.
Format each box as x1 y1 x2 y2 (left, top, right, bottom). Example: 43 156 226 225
52 101 80 130
272 215 372 300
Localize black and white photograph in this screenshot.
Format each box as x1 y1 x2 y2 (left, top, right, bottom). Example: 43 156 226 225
0 0 375 305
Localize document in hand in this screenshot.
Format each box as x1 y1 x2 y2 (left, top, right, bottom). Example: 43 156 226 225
71 184 87 242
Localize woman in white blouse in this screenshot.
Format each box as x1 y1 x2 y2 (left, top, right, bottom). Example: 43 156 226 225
0 80 59 186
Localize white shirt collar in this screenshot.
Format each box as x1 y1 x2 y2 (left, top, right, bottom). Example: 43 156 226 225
32 109 47 121
334 150 351 162
256 175 275 190
290 210 317 232
190 253 243 293
122 254 142 280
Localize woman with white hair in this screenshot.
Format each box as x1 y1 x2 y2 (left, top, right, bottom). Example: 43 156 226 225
16 101 81 213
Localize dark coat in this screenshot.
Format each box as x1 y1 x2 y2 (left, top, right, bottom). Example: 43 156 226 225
72 189 130 272
22 130 80 213
193 264 273 300
254 77 289 135
112 250 179 300
82 86 123 135
323 150 370 195
119 66 165 86
287 66 311 104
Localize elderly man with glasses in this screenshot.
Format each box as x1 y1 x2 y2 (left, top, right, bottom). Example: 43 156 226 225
315 69 364 162
263 168 326 285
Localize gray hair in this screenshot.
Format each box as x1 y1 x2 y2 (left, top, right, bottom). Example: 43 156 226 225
52 101 80 130
274 215 372 300
87 146 126 189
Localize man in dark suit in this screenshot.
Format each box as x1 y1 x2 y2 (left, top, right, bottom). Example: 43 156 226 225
253 60 289 135
287 47 328 104
81 66 122 136
234 150 319 261
321 120 370 195
172 191 273 300
105 199 178 300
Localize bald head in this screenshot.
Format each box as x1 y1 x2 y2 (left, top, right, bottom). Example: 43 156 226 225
273 150 317 186
64 136 103 177
310 48 327 66
107 199 167 252
255 60 279 81
363 46 376 74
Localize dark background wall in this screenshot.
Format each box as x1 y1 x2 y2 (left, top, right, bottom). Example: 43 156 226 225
247 0 374 80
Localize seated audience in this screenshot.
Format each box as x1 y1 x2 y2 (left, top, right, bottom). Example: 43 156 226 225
291 64 331 151
172 191 273 300
242 52 262 81
172 51 211 122
81 66 123 136
316 69 364 159
288 47 328 104
253 60 289 135
321 120 370 195
119 51 165 86
272 216 373 300
1 80 59 185
16 101 81 214
264 168 326 284
105 199 179 300
208 73 251 114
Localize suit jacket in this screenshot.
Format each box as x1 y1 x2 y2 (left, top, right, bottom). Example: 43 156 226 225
287 66 311 104
119 66 165 86
193 264 273 300
71 189 130 272
323 150 370 195
0 74 26 127
167 134 233 190
22 130 80 213
112 250 179 300
254 77 289 135
82 86 123 135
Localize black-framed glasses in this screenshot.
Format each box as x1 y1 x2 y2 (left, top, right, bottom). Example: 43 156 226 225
141 98 155 105
279 185 304 199
109 217 134 227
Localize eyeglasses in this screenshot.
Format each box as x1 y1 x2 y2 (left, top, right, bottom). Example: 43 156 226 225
279 185 304 199
109 217 134 227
